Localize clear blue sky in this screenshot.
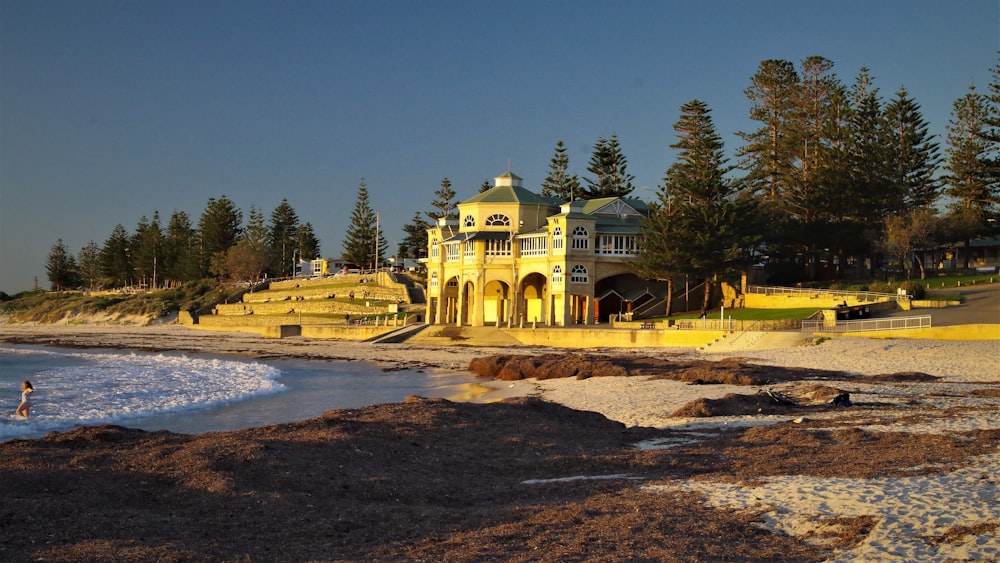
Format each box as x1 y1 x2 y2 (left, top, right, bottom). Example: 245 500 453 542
1 0 996 293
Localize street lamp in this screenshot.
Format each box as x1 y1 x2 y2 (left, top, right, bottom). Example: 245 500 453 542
292 249 299 279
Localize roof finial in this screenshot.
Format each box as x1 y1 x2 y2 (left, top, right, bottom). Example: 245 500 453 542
507 158 511 172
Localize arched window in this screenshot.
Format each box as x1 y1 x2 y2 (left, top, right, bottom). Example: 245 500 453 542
486 214 511 227
571 226 589 250
552 226 564 250
552 265 563 283
430 237 439 258
570 265 588 284
463 215 476 228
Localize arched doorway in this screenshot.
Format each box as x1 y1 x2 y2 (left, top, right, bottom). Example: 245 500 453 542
441 276 460 324
521 273 548 325
484 280 509 326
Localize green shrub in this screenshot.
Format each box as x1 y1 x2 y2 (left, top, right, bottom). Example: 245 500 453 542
899 281 925 299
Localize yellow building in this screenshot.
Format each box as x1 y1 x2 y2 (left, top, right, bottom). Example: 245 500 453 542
426 171 667 327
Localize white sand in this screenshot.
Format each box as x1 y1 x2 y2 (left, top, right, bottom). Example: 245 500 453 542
477 337 1000 562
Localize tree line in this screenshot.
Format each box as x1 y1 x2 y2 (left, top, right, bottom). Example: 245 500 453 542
47 55 999 294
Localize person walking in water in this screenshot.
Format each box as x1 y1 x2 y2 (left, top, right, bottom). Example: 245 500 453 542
16 380 33 418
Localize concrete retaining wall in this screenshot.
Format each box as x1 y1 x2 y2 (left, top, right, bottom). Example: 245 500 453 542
815 324 1000 340
505 327 725 348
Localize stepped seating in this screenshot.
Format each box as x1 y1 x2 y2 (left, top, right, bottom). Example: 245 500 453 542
207 273 421 323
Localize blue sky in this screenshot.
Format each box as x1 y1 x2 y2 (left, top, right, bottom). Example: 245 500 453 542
1 0 997 293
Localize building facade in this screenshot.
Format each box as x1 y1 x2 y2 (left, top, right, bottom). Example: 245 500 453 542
425 171 665 327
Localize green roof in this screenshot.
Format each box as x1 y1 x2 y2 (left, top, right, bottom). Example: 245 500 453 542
463 185 562 206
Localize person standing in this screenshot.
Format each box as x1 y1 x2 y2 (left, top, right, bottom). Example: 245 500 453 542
16 380 33 418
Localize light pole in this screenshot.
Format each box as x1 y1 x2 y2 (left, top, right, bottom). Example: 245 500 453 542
292 249 299 279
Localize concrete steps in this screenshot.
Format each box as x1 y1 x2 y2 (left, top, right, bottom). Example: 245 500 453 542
699 330 809 354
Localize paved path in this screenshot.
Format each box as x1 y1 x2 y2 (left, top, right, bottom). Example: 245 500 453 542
885 283 1000 326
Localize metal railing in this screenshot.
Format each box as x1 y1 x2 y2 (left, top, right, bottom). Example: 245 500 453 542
801 315 931 333
748 285 900 303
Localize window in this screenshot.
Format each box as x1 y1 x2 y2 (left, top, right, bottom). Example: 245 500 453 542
463 240 475 259
552 226 563 250
572 226 589 250
486 214 511 227
430 271 439 288
463 215 476 228
552 265 563 283
430 238 439 258
485 238 511 256
520 235 547 257
445 242 460 262
596 234 640 256
570 265 588 284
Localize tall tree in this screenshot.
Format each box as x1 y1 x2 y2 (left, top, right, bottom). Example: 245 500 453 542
131 212 163 289
162 210 200 285
268 199 299 277
478 180 492 193
296 222 321 262
582 135 634 198
882 86 942 213
400 211 430 260
737 59 801 203
198 196 243 277
540 140 581 200
845 68 892 222
944 86 995 211
943 85 996 268
46 239 80 291
77 240 101 292
652 100 758 312
427 177 458 222
342 179 387 270
99 224 132 287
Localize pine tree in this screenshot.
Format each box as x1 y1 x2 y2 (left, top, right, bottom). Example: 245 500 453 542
77 240 101 291
427 177 458 222
882 86 942 212
845 68 892 222
478 180 492 193
99 224 132 287
737 59 801 203
268 199 299 277
654 100 758 312
582 135 634 198
296 222 321 262
944 86 994 211
162 210 200 285
198 196 243 277
342 179 387 270
131 212 163 289
46 239 80 291
540 140 581 200
943 85 995 268
400 212 430 260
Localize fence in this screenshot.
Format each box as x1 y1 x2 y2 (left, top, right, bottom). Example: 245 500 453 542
747 285 900 303
672 318 804 331
801 315 931 333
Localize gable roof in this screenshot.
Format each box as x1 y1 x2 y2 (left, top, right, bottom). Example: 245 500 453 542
463 184 562 206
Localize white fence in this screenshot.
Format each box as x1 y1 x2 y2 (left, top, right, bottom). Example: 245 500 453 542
747 285 901 303
801 315 931 333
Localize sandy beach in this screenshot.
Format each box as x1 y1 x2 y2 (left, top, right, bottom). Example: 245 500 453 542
1 322 998 561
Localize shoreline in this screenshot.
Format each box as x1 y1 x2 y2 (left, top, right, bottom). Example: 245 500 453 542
2 322 999 560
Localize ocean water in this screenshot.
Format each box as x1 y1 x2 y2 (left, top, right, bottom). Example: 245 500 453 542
0 344 485 442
